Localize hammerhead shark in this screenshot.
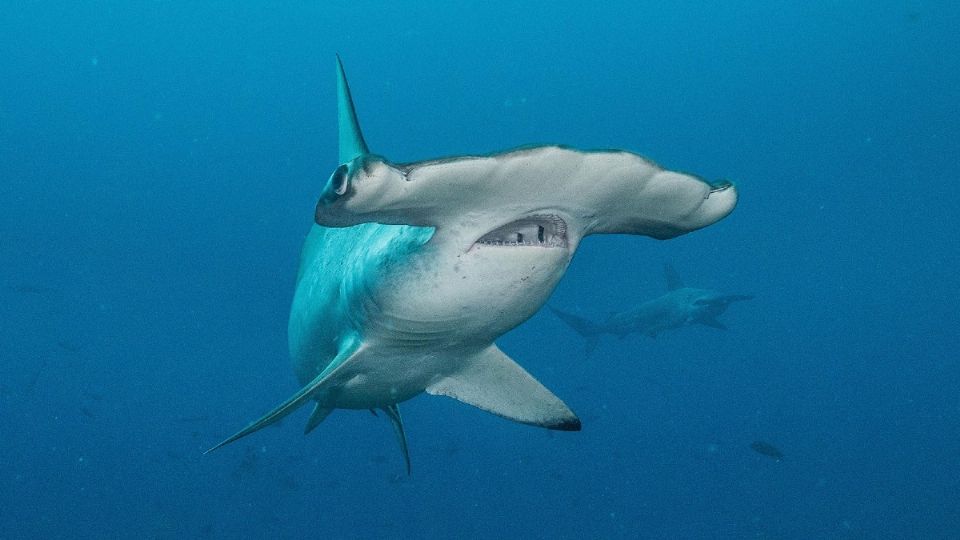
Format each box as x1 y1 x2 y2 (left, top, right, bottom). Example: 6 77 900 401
207 57 738 472
550 264 752 352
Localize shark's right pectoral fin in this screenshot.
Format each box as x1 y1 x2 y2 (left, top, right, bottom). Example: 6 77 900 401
204 373 329 454
426 346 581 431
205 340 362 454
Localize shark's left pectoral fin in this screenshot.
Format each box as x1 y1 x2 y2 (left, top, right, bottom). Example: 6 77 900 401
426 346 581 431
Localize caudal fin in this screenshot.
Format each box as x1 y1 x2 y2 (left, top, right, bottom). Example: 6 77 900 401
548 306 604 356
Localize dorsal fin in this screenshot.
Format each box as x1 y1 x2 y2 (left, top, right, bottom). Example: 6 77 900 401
664 263 684 290
336 54 369 164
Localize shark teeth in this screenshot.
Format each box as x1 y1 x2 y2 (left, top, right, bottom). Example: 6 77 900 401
475 214 568 248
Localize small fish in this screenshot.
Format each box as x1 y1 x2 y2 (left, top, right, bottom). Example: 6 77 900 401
26 357 51 393
278 475 301 492
164 450 186 463
57 340 81 353
82 390 104 401
750 441 784 461
9 284 55 295
176 414 210 423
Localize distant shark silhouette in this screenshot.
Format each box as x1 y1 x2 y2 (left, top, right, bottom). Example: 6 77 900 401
207 57 738 472
551 264 751 352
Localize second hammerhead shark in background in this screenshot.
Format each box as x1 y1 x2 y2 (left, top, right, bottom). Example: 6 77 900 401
551 264 751 352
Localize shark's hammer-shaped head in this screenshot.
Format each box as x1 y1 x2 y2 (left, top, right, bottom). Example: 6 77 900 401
317 58 737 255
313 58 739 348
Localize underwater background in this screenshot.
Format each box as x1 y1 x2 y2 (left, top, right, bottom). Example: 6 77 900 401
2 1 958 538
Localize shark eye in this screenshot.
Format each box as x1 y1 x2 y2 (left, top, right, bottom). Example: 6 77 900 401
328 164 350 196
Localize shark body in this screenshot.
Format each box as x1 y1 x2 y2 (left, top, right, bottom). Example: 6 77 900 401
551 265 751 351
207 58 739 471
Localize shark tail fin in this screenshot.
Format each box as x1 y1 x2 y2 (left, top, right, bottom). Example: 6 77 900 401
336 54 370 164
380 404 411 475
426 346 580 431
549 305 604 356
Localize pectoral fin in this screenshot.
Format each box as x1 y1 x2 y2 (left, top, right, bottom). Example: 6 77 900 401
426 346 580 431
205 340 361 453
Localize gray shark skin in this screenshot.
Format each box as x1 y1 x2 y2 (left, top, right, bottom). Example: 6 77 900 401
207 57 738 472
551 264 751 350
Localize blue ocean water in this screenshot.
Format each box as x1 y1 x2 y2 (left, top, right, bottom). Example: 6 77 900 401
2 1 958 538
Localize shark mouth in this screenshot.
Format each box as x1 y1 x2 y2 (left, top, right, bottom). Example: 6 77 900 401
474 214 568 248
